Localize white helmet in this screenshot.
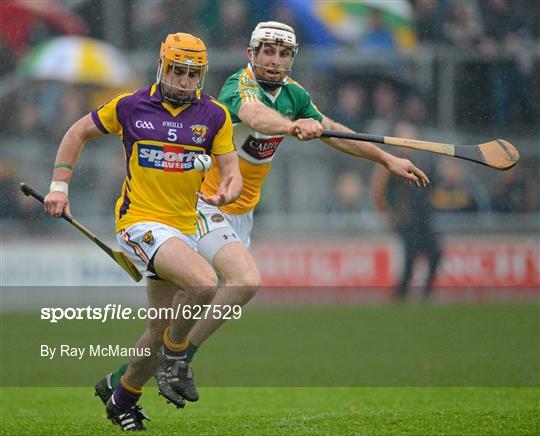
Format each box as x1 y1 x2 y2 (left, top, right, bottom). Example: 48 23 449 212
249 21 298 91
250 21 298 51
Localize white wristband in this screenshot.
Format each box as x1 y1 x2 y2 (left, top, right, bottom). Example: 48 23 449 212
49 181 69 196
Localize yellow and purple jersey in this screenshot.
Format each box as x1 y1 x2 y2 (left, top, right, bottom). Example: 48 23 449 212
91 84 234 234
201 64 323 215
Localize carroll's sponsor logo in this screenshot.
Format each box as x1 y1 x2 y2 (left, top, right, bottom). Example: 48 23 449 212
242 135 284 160
135 120 155 129
138 144 202 172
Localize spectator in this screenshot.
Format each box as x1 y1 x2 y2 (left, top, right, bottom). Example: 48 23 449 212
0 158 46 233
329 171 368 215
217 0 252 49
328 170 372 229
131 1 171 50
490 167 531 213
329 83 368 131
479 0 536 125
443 0 484 48
414 0 447 43
402 94 428 126
430 158 490 212
371 121 442 301
366 82 399 135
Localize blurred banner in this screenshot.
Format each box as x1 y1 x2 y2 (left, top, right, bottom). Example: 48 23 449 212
3 238 538 302
254 240 540 288
283 0 417 52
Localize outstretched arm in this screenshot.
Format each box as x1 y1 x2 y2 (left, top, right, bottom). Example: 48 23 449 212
44 113 104 217
197 151 243 207
237 101 322 139
320 116 429 187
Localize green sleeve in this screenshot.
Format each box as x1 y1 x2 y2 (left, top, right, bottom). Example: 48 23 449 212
218 78 242 121
295 87 323 122
218 72 262 124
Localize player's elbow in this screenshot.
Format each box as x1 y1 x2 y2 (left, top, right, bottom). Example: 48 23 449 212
238 102 268 132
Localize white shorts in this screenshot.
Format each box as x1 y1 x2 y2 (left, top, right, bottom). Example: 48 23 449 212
196 200 253 264
117 222 197 277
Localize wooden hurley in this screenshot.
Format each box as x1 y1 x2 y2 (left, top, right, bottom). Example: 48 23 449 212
321 130 520 171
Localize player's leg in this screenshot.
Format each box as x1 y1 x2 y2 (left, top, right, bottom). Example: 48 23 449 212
99 222 215 425
152 236 218 340
95 279 178 404
187 203 260 356
396 230 417 301
123 279 178 386
188 241 260 347
421 232 443 300
152 236 218 402
104 278 181 429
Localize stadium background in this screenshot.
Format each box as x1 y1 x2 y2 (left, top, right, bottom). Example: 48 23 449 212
0 1 539 434
1 0 538 294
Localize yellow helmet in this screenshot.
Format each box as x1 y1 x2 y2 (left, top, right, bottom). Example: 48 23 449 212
157 33 208 105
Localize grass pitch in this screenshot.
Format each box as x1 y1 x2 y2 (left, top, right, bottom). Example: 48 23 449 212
1 303 538 433
1 387 538 435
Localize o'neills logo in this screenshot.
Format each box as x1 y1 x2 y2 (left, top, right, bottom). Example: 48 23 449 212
241 135 284 160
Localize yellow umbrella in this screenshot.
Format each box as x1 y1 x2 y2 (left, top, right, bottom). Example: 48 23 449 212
20 36 137 87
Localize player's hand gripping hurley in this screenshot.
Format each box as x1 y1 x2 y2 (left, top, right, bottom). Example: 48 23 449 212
321 130 520 171
20 183 142 282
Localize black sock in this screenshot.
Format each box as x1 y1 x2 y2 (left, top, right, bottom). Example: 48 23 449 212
186 342 199 362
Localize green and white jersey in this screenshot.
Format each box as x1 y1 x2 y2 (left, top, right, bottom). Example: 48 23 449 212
218 64 323 163
204 64 323 214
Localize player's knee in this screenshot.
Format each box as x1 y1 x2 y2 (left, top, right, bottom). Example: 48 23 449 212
223 270 261 303
185 273 218 302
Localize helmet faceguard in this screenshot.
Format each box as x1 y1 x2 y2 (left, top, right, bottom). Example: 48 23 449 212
249 21 298 92
157 33 208 106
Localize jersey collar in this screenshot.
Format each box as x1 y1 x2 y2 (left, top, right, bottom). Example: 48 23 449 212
150 83 201 117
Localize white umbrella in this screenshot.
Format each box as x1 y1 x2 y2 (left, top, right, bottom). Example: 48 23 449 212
19 36 136 87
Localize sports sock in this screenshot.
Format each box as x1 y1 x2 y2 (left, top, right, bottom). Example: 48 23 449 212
109 362 129 390
112 376 142 409
186 342 199 362
163 326 188 357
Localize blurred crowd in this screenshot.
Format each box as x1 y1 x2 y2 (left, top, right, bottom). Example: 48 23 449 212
1 0 539 228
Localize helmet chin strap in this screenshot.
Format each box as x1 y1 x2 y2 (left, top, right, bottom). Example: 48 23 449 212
249 55 288 92
253 74 285 92
159 83 196 106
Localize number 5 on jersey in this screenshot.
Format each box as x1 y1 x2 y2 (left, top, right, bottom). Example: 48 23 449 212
167 129 177 141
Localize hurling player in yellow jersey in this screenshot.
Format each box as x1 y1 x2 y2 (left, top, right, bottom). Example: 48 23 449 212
100 22 430 413
43 33 242 431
